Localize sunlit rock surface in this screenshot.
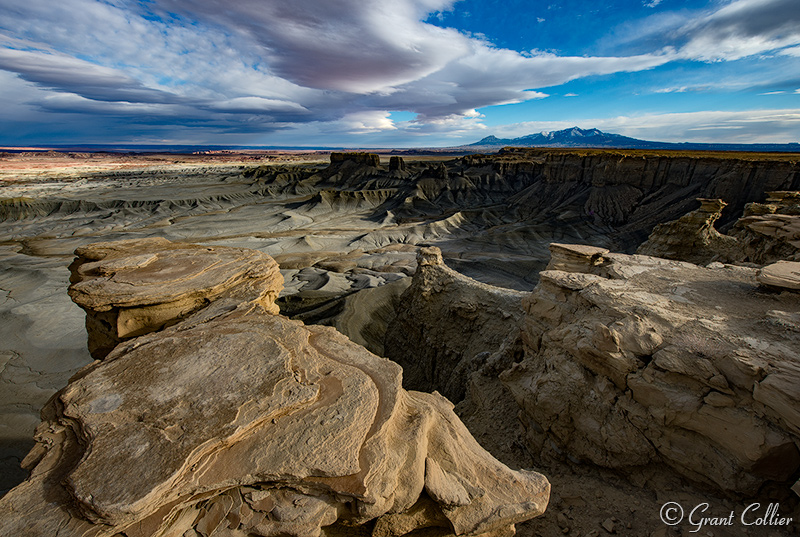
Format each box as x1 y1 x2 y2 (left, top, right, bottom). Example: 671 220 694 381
638 191 800 265
68 237 284 359
636 198 738 264
0 240 549 537
384 242 800 496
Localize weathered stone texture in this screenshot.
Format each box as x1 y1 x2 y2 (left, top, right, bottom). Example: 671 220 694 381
637 192 800 265
68 237 283 359
0 240 549 537
503 243 800 494
384 247 526 403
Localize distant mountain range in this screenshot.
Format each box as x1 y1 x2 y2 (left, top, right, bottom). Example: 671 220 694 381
468 127 800 152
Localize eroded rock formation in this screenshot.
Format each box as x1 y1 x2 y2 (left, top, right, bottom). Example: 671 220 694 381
0 240 549 537
636 198 738 264
383 242 800 496
637 192 800 265
67 238 284 359
730 191 800 264
502 243 800 494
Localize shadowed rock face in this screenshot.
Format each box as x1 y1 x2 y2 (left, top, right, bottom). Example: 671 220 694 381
239 150 800 265
384 247 526 403
0 240 549 537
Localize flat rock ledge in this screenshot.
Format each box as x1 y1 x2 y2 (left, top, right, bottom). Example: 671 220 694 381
0 240 549 537
68 237 284 359
503 243 800 494
759 260 800 291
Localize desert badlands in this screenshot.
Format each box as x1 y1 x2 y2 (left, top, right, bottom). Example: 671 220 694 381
0 149 799 537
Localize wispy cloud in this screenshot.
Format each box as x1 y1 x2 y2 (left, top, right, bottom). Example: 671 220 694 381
0 0 797 145
0 0 680 142
678 0 800 61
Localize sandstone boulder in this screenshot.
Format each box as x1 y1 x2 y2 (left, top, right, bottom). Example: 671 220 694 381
68 237 283 359
758 260 800 291
0 240 549 537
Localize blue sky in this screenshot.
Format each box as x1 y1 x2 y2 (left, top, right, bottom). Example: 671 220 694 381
0 0 799 147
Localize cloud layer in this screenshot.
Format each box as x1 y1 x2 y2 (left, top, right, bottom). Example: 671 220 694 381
0 0 798 144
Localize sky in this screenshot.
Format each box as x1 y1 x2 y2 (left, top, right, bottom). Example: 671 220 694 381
0 0 799 147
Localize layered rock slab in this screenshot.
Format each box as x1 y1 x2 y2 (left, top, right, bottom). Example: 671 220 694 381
502 243 800 494
68 237 284 359
0 241 549 537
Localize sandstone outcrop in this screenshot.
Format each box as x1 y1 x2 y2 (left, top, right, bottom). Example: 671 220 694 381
389 156 406 172
0 240 549 537
384 247 526 403
636 198 738 264
730 191 800 264
758 260 800 290
329 152 381 168
67 237 284 359
383 242 800 496
502 243 800 494
637 192 800 265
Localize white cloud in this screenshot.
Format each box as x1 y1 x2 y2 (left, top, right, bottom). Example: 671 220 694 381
677 0 800 61
337 111 398 134
780 46 800 57
1 0 795 145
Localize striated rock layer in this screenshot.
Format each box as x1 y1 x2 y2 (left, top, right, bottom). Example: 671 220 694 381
0 240 549 537
68 237 284 359
502 243 800 494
